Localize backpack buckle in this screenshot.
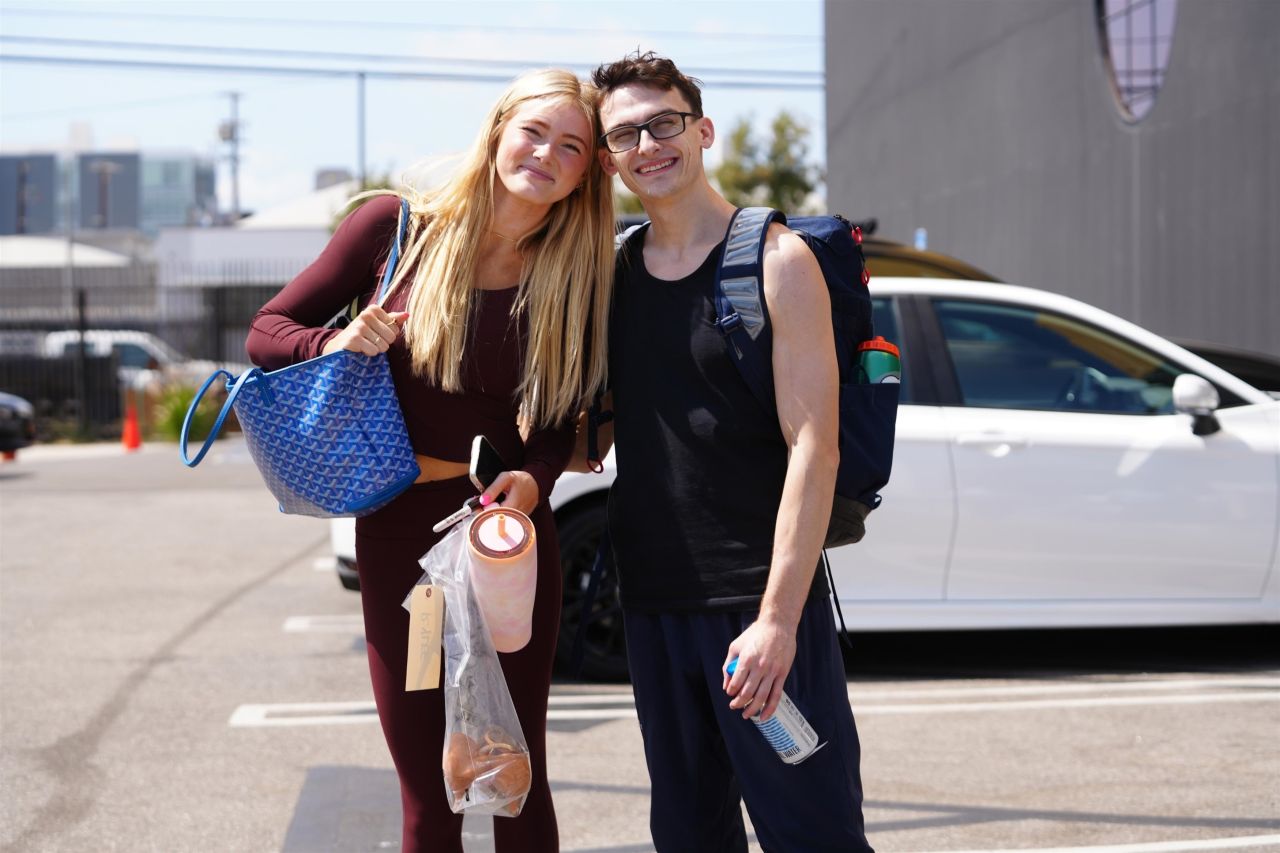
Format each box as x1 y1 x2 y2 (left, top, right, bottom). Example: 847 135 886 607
716 312 743 334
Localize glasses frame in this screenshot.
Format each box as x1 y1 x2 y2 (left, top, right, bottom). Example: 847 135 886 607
599 111 702 153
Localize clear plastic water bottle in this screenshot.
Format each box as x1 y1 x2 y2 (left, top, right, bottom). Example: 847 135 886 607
726 658 824 765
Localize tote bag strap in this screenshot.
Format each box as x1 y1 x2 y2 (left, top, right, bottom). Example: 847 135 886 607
179 367 260 467
373 196 412 307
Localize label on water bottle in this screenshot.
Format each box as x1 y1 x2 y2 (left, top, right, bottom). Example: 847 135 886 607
727 657 825 765
753 692 822 765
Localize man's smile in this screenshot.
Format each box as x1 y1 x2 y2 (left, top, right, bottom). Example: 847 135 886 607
637 158 677 175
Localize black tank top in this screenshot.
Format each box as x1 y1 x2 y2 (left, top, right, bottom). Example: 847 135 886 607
607 229 827 612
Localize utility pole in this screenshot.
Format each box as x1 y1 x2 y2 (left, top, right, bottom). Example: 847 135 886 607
15 159 30 234
357 72 366 186
63 156 75 312
219 91 241 221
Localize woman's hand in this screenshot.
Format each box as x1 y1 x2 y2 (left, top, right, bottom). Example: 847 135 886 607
480 470 540 515
322 306 410 356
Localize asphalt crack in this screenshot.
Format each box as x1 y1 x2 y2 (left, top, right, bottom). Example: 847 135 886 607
4 535 326 853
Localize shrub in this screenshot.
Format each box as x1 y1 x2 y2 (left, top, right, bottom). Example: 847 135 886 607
153 383 222 443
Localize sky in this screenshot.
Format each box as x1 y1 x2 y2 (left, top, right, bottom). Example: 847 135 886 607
0 0 826 215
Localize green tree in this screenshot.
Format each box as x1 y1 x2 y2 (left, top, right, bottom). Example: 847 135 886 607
330 172 395 232
714 111 821 212
613 179 646 216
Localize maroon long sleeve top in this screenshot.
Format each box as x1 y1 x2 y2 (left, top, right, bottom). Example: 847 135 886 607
245 194 575 503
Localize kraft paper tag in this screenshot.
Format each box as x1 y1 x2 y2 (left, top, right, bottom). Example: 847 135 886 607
405 584 443 691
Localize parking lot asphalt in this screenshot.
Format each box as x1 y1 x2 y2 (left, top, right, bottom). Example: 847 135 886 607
2 441 1278 853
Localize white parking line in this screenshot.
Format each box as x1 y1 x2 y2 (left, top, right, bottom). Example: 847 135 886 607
549 675 1280 709
548 693 636 706
283 615 364 633
911 832 1280 853
229 701 376 727
230 686 1280 728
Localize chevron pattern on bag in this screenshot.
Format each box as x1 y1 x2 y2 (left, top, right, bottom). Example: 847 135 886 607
234 351 419 518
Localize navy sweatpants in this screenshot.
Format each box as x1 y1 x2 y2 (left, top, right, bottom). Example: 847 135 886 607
623 595 874 853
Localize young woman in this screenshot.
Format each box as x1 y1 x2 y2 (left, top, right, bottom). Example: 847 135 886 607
246 69 613 853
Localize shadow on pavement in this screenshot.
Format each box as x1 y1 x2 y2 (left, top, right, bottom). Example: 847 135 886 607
842 624 1280 680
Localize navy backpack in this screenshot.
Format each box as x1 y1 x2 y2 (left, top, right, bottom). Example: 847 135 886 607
600 206 899 547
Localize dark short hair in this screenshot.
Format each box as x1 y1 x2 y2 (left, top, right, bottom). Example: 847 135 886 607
591 51 703 120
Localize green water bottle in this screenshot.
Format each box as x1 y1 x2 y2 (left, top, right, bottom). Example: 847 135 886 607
856 336 901 384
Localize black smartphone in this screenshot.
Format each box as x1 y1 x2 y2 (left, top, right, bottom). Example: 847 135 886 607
469 435 508 492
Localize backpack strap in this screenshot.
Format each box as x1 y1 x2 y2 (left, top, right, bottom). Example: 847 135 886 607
714 206 787 411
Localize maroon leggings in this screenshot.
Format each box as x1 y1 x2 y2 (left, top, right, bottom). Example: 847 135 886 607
355 476 561 853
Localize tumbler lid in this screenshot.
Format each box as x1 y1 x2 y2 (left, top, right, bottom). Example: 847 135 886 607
470 507 533 557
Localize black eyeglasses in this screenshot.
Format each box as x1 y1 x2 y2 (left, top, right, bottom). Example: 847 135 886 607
600 111 701 153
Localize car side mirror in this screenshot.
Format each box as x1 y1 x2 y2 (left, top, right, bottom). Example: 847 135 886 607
1172 374 1221 436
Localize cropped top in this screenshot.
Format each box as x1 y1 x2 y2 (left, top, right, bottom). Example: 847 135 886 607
245 194 575 503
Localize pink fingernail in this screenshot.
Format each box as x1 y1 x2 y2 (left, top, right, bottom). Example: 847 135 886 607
479 494 492 506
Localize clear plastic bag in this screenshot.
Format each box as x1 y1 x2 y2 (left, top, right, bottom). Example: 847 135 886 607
406 518 532 817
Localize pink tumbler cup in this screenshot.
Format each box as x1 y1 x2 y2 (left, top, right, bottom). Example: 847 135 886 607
466 506 537 653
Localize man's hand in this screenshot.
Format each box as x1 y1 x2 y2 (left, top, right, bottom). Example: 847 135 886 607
480 469 540 515
322 306 409 356
722 617 798 722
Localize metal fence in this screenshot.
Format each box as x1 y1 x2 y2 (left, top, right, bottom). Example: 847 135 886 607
0 261 292 440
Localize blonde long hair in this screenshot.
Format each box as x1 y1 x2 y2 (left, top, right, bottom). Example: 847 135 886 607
376 69 613 429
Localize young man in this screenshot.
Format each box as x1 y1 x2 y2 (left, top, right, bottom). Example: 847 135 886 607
589 52 875 852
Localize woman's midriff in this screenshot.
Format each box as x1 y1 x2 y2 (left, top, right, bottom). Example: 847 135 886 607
414 453 471 484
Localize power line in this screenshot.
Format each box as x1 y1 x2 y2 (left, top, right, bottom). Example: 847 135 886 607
0 6 821 42
0 53 824 91
0 91 224 121
0 35 823 80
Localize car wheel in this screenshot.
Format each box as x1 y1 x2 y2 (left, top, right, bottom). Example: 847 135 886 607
336 556 361 592
555 501 629 682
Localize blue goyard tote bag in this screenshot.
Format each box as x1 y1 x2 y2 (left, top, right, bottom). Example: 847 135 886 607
180 197 419 518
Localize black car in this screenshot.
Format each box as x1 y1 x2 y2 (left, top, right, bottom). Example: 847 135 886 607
1173 339 1280 399
0 392 36 455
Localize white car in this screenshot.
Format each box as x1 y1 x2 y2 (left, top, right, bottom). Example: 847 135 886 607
333 278 1280 679
41 330 248 389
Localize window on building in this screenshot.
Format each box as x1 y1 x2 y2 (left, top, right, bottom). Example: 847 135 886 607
1097 0 1178 122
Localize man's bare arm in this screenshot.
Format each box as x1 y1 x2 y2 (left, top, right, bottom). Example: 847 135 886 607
722 224 839 721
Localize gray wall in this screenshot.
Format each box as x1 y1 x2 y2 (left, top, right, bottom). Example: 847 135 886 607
825 0 1279 355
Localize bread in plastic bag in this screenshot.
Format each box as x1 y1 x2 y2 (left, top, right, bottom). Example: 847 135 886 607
406 517 532 816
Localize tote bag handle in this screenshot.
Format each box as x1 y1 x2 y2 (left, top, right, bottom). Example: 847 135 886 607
179 367 263 467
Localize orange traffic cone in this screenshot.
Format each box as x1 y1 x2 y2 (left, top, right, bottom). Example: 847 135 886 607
122 401 142 452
